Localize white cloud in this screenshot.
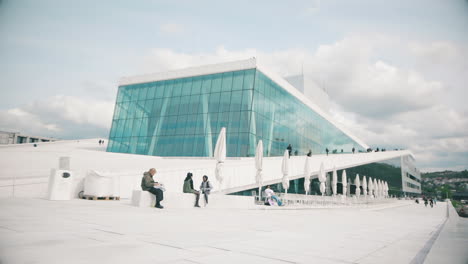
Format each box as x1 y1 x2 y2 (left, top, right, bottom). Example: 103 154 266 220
0 95 114 139
139 35 467 171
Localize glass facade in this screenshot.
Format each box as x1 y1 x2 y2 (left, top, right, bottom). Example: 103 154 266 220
107 68 365 157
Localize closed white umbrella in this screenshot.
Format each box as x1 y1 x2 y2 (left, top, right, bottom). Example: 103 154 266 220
332 167 338 196
281 150 290 194
362 176 368 196
379 180 383 197
303 156 311 195
355 174 361 197
319 162 326 196
214 127 226 189
255 140 263 200
368 177 373 197
385 181 389 197
374 178 379 198
342 170 348 196
380 180 384 197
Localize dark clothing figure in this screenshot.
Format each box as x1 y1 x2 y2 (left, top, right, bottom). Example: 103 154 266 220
430 199 434 208
141 170 164 208
307 150 312 157
287 144 292 158
98 140 102 145
326 148 329 156
294 150 298 156
424 198 428 207
352 147 355 154
341 149 343 153
183 172 200 207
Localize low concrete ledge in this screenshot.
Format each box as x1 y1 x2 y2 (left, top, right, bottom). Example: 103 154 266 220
131 190 256 209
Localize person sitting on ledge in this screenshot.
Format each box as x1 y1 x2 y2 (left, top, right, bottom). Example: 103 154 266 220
264 185 282 206
141 168 164 209
183 172 200 208
200 175 213 206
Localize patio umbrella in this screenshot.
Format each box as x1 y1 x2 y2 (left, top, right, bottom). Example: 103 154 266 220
342 170 348 196
362 176 368 196
214 127 226 188
368 177 373 197
255 140 263 200
379 180 383 197
385 181 389 197
281 150 290 194
380 180 385 197
355 174 361 197
332 167 338 196
374 178 379 198
303 156 311 195
319 162 326 196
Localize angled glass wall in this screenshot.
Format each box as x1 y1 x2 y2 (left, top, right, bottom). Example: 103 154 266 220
107 68 365 157
107 69 255 157
251 71 363 157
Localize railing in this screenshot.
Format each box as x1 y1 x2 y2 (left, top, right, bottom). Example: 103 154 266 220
276 193 396 208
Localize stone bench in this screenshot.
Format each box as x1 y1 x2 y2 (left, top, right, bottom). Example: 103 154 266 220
131 190 256 209
131 190 198 208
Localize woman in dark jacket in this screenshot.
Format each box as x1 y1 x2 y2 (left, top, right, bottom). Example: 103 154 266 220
183 172 200 207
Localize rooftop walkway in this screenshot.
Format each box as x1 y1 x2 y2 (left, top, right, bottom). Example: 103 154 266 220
1 198 464 264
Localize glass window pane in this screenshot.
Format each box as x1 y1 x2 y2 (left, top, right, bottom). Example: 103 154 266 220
211 73 222 93
191 76 202 95
139 85 149 100
172 79 182 97
221 72 233 92
219 92 231 112
232 71 244 91
229 90 242 112
243 69 255 90
164 80 173 97
155 82 164 98
208 92 220 113
181 77 192 96
201 75 212 94
147 84 156 99
179 96 190 116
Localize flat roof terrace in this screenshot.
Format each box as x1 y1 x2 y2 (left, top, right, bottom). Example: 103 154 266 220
1 198 465 264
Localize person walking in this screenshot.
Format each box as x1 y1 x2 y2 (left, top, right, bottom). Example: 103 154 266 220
183 172 200 207
429 198 434 208
326 148 329 156
424 197 428 207
352 147 355 154
307 149 312 157
200 175 213 206
287 144 292 158
141 168 164 209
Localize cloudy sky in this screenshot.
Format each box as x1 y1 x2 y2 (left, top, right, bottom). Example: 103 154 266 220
1 0 467 171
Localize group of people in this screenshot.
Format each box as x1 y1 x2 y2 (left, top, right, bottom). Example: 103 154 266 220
415 196 436 208
288 145 360 157
140 168 213 209
98 139 105 145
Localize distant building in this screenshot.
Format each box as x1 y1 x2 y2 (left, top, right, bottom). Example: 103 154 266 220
0 131 57 145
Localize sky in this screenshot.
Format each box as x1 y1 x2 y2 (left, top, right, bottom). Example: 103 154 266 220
0 0 467 172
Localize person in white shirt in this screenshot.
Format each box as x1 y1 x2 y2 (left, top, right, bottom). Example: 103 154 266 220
264 185 282 206
199 175 213 206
